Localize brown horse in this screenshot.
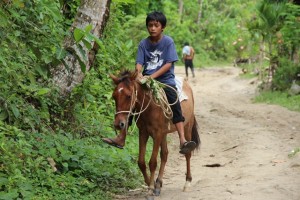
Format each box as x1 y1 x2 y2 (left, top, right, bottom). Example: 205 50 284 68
110 70 200 198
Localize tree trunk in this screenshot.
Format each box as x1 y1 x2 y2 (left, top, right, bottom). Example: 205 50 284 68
259 41 265 81
178 0 183 23
197 0 203 24
51 0 111 96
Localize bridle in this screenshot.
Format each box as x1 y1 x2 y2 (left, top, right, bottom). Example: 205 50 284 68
113 78 180 133
114 82 152 135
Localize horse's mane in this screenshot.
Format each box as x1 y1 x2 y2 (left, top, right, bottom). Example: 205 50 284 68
117 69 136 86
118 69 132 78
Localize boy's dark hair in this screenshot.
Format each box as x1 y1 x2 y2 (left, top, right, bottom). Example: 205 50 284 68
146 11 167 28
184 42 189 46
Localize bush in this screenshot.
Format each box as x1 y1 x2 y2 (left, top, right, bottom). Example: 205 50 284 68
0 122 142 199
272 57 300 91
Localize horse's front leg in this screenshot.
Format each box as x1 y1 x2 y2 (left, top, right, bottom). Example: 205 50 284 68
138 133 150 186
147 137 161 197
154 134 168 196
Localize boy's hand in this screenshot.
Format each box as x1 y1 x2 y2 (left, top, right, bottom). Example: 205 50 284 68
138 75 150 84
136 72 143 80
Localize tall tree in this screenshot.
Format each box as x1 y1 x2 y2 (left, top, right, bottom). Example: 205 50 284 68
51 0 111 96
197 0 203 24
178 0 183 22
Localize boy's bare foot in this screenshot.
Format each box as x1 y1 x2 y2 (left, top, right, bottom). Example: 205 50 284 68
102 137 125 149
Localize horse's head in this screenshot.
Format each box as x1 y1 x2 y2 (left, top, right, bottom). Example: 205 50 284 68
110 70 138 130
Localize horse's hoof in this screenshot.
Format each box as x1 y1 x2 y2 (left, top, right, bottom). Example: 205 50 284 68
183 186 191 192
153 178 162 196
145 195 155 200
153 188 161 196
183 181 191 192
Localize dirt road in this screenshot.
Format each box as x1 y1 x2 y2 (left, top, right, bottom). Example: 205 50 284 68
115 66 300 200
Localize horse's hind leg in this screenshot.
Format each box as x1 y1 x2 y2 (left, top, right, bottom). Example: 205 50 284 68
183 152 192 192
183 121 193 192
154 135 168 196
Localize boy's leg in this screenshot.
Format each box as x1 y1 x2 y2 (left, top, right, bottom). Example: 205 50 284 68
102 129 126 149
191 61 195 78
102 115 134 149
191 67 195 78
175 121 186 146
164 86 196 154
184 61 189 78
175 121 196 154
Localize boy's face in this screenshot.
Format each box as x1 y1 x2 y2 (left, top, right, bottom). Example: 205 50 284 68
147 20 164 38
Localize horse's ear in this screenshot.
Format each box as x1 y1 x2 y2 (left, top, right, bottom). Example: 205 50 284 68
131 70 138 81
110 74 119 85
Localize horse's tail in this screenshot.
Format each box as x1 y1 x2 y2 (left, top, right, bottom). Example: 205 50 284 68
191 116 201 150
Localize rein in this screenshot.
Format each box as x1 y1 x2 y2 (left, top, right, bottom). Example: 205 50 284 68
114 79 180 133
151 83 179 119
114 82 152 135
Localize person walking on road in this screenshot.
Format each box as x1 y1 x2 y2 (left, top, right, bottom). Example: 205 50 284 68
182 42 195 79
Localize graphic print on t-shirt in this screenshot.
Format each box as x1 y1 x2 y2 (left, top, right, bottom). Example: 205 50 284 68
146 49 164 70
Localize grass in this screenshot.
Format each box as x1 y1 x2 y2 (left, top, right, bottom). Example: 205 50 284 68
254 91 300 112
239 72 257 79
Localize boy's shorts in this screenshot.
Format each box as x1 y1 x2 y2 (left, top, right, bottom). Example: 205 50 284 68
163 86 185 124
185 59 194 68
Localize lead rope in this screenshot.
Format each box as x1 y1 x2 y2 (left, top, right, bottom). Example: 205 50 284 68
114 88 137 136
140 77 180 130
151 83 179 130
115 79 180 133
151 83 179 118
127 88 151 135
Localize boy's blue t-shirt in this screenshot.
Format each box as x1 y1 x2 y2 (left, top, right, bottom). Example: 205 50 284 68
136 35 179 86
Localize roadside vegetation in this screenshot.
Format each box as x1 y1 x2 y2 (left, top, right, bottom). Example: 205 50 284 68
0 0 299 199
255 91 300 112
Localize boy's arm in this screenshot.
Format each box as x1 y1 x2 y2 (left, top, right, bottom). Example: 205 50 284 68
150 63 172 79
135 62 172 79
182 53 187 61
190 47 195 59
182 47 187 61
135 63 143 79
135 63 143 74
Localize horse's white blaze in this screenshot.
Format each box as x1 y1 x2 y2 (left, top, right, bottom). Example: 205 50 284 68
118 87 124 93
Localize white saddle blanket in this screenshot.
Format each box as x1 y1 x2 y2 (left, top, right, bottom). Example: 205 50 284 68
175 76 188 102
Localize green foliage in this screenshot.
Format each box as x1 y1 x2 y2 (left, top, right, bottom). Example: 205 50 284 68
272 57 300 91
288 147 300 158
0 0 144 199
280 3 300 56
254 91 300 112
95 3 138 70
246 0 300 93
69 69 115 137
59 0 81 24
0 121 141 199
1 0 300 199
139 77 166 100
72 24 103 73
0 0 67 130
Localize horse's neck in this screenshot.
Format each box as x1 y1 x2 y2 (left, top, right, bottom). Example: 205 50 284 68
135 83 167 117
135 84 153 111
134 84 174 132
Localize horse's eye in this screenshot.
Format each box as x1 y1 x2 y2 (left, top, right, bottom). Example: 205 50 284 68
127 95 131 99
